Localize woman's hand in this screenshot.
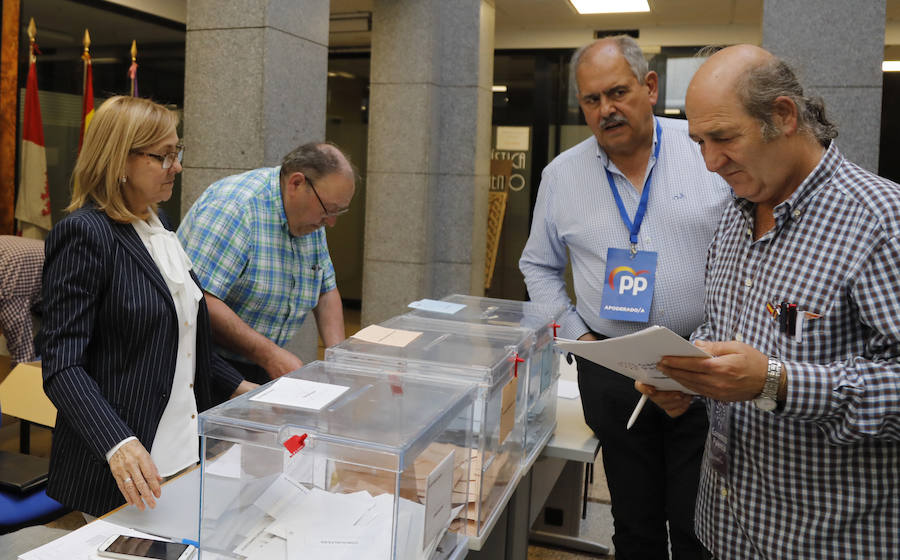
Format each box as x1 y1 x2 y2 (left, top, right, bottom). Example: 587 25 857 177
108 439 162 510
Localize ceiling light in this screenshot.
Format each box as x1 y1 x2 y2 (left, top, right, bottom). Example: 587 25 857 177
569 0 650 14
883 61 900 72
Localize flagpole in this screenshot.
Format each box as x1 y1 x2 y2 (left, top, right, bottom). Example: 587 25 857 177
79 28 94 152
82 29 89 93
15 17 52 238
129 40 138 96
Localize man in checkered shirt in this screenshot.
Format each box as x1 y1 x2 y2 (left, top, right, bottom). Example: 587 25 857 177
178 143 356 385
0 235 44 365
638 45 900 558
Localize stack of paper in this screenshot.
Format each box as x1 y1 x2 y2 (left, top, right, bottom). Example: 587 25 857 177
555 325 706 394
19 519 165 560
225 473 455 560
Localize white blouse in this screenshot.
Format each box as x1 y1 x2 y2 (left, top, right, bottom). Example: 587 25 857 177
131 209 202 477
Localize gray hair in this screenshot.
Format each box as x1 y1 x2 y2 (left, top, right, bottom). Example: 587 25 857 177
736 57 837 146
570 35 648 93
280 142 353 182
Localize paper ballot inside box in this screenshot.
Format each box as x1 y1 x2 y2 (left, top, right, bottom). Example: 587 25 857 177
555 326 710 394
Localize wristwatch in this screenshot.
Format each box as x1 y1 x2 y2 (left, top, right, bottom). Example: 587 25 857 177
753 358 783 411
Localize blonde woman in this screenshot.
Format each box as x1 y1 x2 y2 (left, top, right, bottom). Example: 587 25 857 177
40 96 254 517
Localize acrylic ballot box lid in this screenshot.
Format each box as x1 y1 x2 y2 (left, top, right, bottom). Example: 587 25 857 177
200 360 476 471
327 314 534 388
198 361 477 560
408 294 566 334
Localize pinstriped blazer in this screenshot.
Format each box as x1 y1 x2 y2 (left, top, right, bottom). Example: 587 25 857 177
39 204 243 517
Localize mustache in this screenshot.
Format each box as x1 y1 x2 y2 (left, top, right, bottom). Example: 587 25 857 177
600 114 628 129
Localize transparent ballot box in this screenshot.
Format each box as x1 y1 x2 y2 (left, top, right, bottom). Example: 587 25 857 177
407 295 565 464
325 314 528 540
197 361 476 560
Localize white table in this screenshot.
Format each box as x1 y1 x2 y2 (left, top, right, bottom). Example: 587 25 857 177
527 354 608 556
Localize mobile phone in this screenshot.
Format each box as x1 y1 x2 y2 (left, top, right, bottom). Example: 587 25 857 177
97 535 194 560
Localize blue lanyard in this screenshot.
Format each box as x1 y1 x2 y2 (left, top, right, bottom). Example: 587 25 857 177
604 118 662 256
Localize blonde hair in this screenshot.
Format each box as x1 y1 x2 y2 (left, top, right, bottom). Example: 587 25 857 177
67 96 179 222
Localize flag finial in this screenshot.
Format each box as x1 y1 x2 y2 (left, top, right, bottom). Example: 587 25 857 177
83 29 90 52
128 40 139 96
27 18 36 43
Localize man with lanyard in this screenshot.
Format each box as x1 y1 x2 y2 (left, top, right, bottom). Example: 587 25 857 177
520 36 730 559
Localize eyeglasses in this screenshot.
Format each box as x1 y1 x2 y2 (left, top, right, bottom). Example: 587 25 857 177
131 144 184 170
306 176 350 218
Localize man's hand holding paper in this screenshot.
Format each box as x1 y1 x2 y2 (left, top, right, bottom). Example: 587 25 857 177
654 340 771 403
555 325 709 394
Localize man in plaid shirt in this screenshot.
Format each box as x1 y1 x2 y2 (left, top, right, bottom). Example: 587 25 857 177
178 143 355 384
638 45 900 558
0 235 44 365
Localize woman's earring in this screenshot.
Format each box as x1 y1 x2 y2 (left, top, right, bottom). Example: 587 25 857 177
120 176 127 184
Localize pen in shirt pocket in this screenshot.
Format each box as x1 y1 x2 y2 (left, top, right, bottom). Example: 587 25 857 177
767 301 822 338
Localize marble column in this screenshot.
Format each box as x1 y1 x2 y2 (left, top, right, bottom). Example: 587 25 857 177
363 0 494 325
762 0 885 172
182 0 329 363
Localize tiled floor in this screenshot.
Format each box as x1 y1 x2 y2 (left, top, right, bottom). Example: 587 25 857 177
0 305 617 558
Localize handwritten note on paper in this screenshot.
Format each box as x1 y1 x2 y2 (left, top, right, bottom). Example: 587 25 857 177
555 325 710 394
407 299 466 315
250 377 350 411
351 324 423 347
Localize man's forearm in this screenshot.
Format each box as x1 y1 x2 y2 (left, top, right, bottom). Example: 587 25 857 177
312 288 346 348
204 292 283 366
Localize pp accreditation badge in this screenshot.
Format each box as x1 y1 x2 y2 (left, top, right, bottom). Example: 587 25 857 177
599 247 657 323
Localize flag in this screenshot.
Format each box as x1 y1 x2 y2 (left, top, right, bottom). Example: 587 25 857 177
128 40 138 96
79 29 94 152
15 20 51 239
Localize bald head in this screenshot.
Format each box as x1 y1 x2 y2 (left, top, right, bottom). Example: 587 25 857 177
688 45 836 146
684 45 836 207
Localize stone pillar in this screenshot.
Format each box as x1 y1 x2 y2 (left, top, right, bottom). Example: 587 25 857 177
762 0 885 172
182 0 329 363
363 0 494 326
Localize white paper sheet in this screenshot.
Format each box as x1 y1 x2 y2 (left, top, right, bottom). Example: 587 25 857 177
249 377 349 411
205 443 242 478
555 325 710 394
557 379 580 399
423 450 454 549
18 519 161 560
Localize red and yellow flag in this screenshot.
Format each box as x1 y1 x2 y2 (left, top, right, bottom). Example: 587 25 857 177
15 19 51 239
79 29 94 152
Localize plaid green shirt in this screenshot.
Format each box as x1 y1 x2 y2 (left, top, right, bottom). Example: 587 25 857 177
177 166 336 361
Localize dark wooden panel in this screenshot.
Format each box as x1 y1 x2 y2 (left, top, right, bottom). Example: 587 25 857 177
0 0 21 235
